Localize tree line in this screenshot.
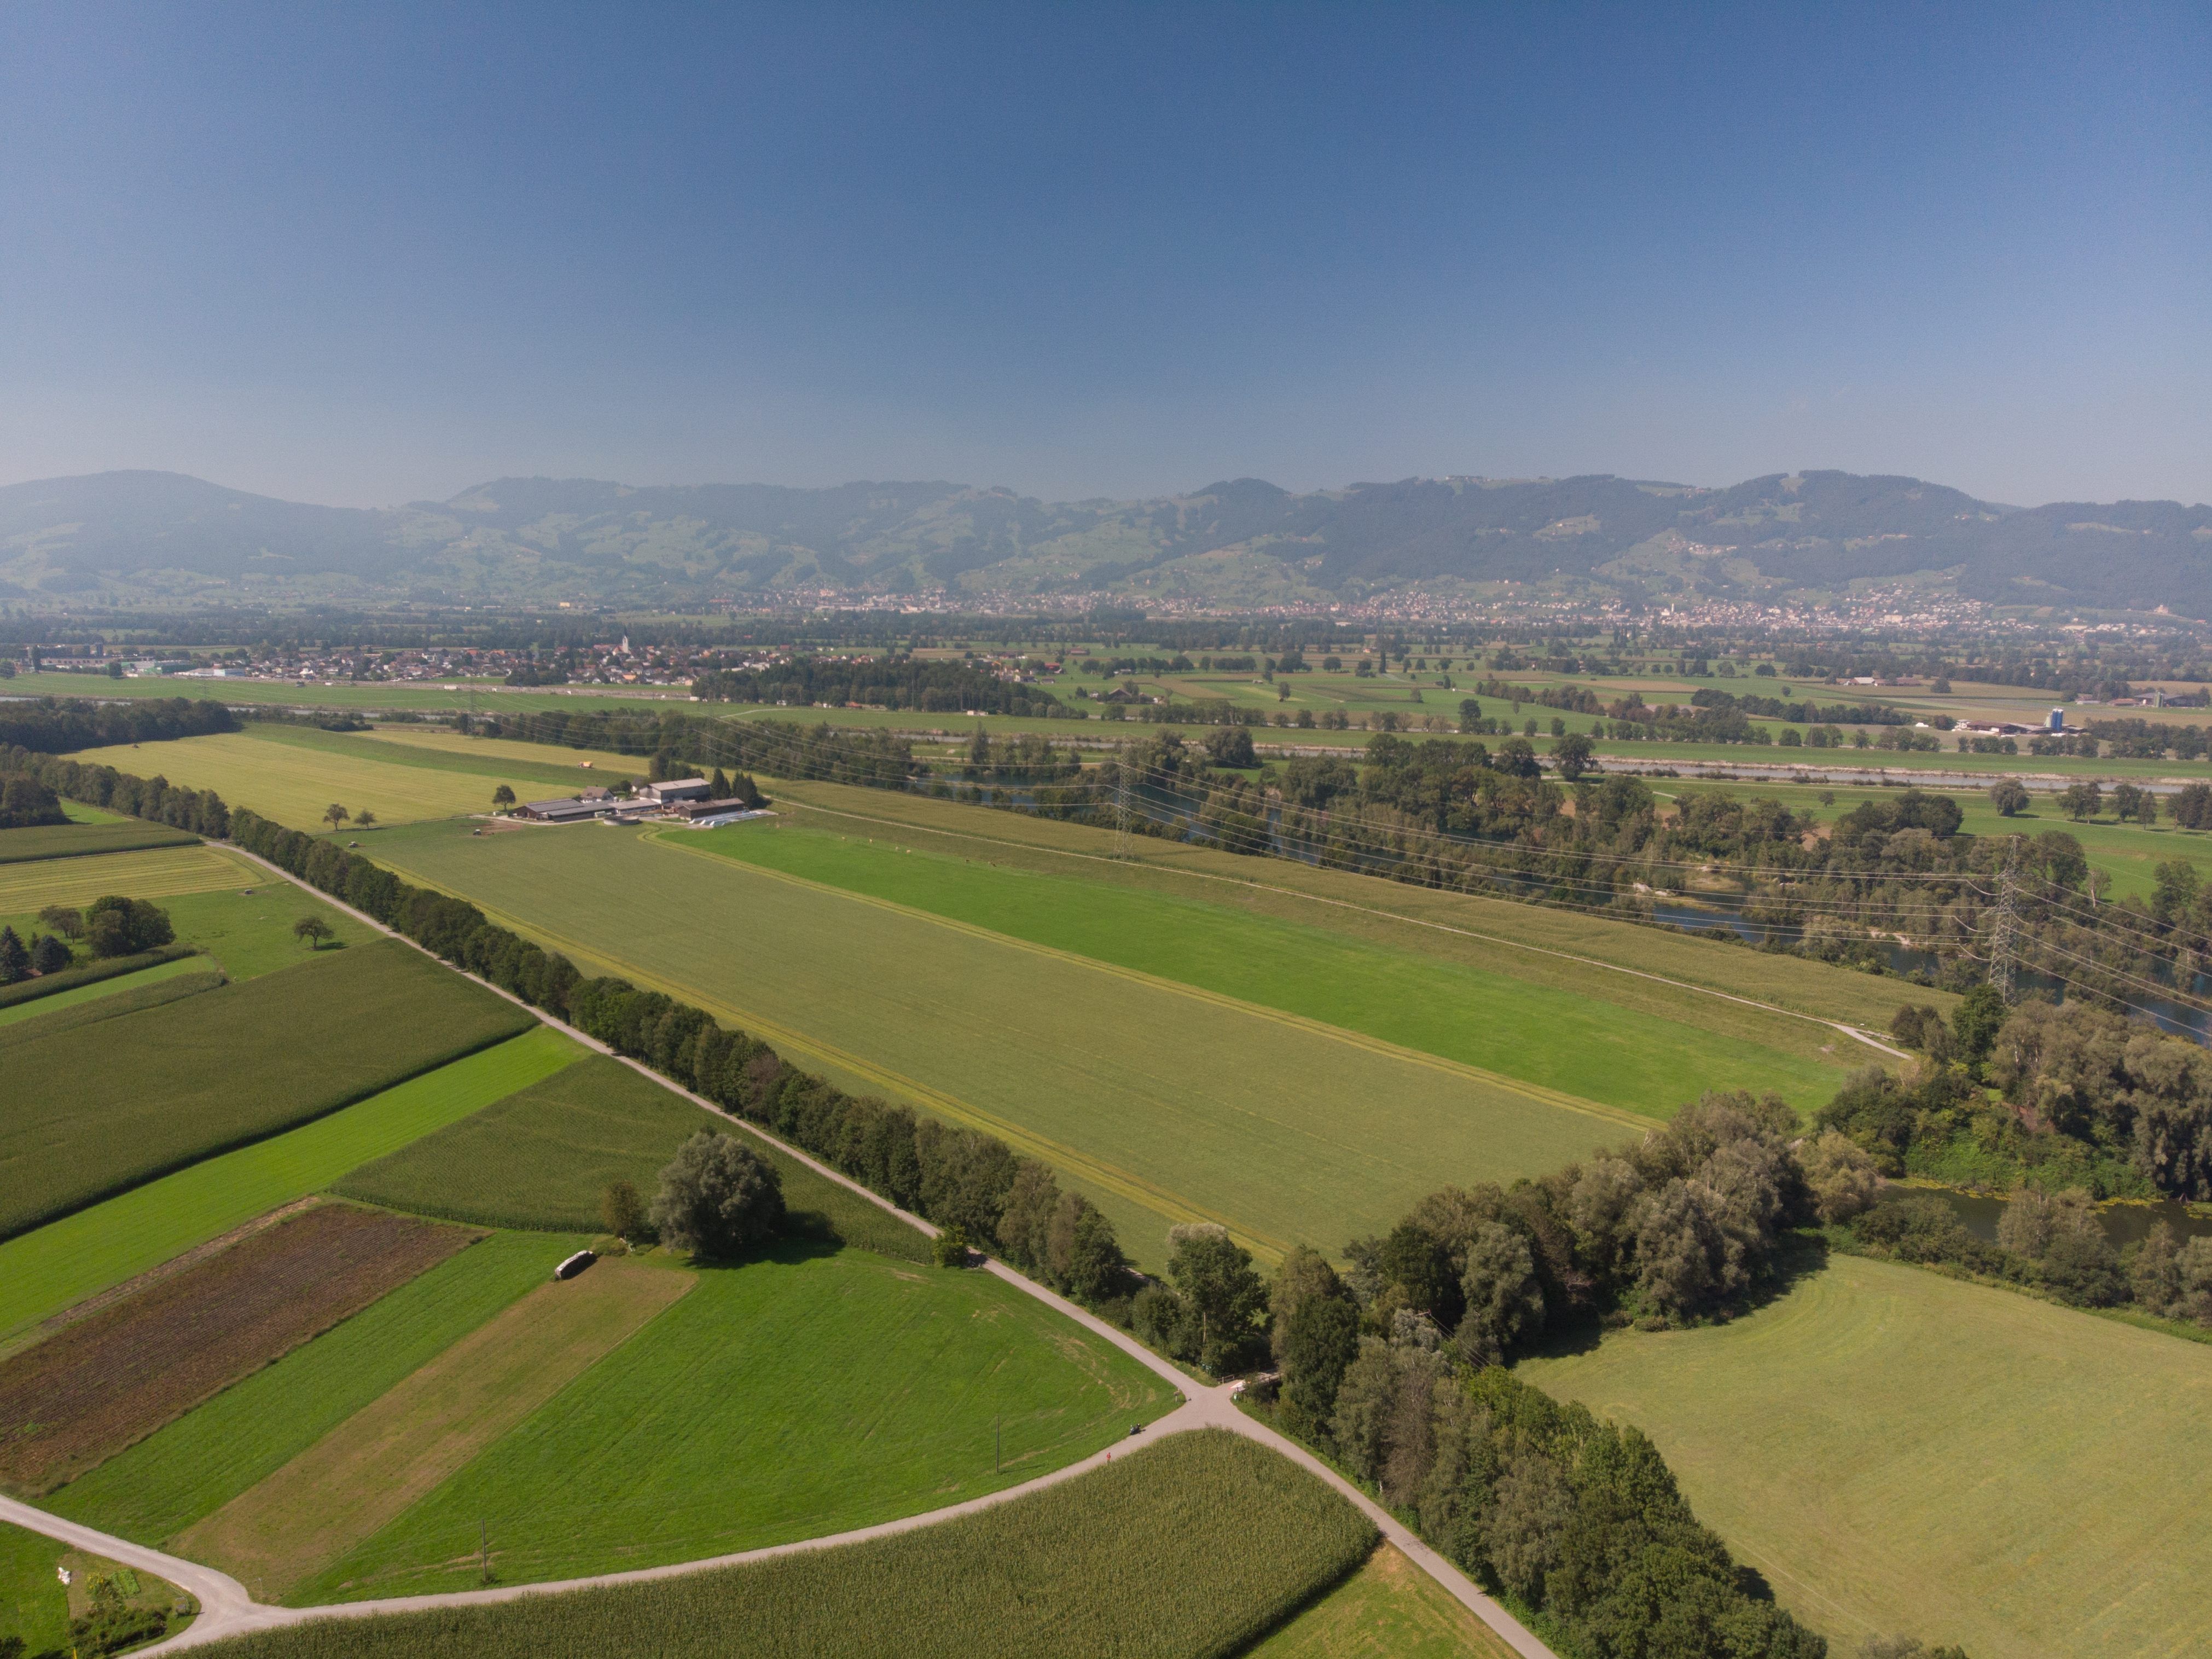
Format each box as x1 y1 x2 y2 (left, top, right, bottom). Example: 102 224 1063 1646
692 656 1072 718
0 695 237 755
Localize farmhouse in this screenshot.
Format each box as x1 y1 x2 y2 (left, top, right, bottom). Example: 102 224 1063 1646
640 778 713 804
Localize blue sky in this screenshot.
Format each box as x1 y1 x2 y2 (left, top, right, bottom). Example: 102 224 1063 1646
2 2 2205 507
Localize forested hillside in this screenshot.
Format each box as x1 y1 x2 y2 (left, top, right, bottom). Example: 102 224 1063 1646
4 467 2208 614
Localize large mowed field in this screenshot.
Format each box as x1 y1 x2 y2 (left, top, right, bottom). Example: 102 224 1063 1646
1515 1254 2212 1659
666 816 1850 1116
362 818 1637 1264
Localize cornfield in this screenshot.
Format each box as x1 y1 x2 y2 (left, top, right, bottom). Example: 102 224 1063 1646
191 1429 1375 1659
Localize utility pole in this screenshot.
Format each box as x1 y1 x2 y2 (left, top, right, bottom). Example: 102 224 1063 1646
1113 752 1132 860
1988 836 2023 1004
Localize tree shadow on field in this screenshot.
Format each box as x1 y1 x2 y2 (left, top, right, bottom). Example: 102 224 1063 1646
684 1232 845 1272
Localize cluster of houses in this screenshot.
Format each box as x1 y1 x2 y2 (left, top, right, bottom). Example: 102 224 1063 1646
508 777 768 829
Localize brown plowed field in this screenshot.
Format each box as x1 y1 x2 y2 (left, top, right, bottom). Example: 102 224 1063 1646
0 1202 476 1494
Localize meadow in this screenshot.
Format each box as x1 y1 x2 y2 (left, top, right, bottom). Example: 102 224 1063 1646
30 670 696 719
335 1054 931 1262
0 818 199 863
0 1204 473 1494
752 776 1923 1035
363 819 1635 1264
1516 1254 2212 1658
291 1244 1177 1600
667 819 1852 1115
0 1026 580 1345
0 938 536 1238
0 1518 75 1654
54 1230 581 1546
187 1431 1372 1659
1246 1544 1511 1659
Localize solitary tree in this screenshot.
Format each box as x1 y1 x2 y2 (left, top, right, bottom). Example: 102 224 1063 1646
293 915 334 950
1552 731 1595 781
491 784 516 810
601 1178 646 1241
323 803 350 831
1990 778 2030 817
650 1130 785 1257
38 904 83 940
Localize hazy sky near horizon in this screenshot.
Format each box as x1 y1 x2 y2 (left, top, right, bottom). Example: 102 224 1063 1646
3 3 2207 509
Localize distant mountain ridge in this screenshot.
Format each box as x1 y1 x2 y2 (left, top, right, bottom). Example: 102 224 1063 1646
2 467 2208 616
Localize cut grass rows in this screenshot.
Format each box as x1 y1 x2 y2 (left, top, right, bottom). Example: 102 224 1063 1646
0 840 252 910
188 1431 1372 1659
0 938 536 1239
1516 1253 2212 1658
0 1025 582 1345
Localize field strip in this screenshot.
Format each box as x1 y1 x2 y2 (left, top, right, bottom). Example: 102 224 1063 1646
646 829 1654 1134
0 1027 582 1348
357 873 1279 1253
768 791 1909 1061
0 954 213 1032
178 1259 693 1600
0 842 254 911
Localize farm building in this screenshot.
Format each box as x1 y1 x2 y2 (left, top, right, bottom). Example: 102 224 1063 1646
640 778 713 804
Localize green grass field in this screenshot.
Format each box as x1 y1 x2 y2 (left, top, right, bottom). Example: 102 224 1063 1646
336 1053 930 1262
0 1518 74 1654
669 818 1850 1116
0 938 536 1239
30 670 698 718
290 1244 1176 1599
52 1230 580 1548
0 818 200 863
1246 1544 1511 1658
182 1431 1372 1659
357 819 1637 1265
1515 1254 2212 1658
0 1026 582 1345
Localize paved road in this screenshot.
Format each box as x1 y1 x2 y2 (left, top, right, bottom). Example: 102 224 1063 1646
0 839 1558 1657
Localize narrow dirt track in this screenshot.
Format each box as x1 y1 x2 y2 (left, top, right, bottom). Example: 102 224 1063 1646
2 837 1559 1659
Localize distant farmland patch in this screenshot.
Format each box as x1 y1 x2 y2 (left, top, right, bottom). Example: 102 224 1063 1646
336 1054 929 1261
0 820 199 864
187 1430 1369 1659
0 938 535 1238
0 1203 474 1494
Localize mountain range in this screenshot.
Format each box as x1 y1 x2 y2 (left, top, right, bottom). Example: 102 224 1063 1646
2 468 2208 616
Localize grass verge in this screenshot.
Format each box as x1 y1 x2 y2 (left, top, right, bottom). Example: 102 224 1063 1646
1244 1542 1515 1658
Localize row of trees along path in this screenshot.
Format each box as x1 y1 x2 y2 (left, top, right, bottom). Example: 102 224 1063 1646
0 836 1558 1659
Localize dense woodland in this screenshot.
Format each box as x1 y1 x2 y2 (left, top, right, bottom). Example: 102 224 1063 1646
0 695 237 754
